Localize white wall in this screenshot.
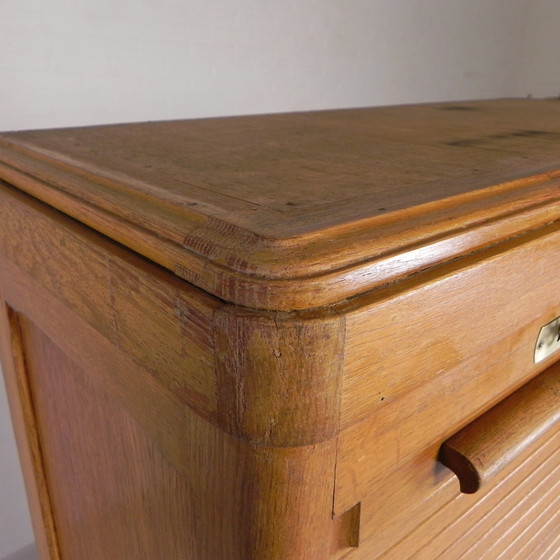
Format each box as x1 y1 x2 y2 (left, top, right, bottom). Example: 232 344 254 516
512 0 560 99
0 1 559 557
0 0 540 132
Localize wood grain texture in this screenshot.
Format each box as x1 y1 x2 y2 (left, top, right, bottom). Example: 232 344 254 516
0 191 347 558
334 221 560 515
0 183 221 422
2 279 343 560
1 99 560 309
0 300 61 560
20 318 200 559
339 219 560 428
336 421 560 559
394 434 560 560
440 360 560 493
1 255 213 491
1 100 560 559
214 306 345 446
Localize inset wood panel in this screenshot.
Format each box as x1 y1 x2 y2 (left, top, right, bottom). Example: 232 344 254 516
0 301 61 560
21 317 200 560
1 283 341 560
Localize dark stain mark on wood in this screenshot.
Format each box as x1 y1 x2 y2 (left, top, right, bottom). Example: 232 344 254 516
447 130 560 147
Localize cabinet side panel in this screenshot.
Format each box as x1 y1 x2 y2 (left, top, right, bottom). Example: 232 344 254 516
0 300 61 560
0 229 346 559
9 311 342 560
19 317 201 560
0 186 346 559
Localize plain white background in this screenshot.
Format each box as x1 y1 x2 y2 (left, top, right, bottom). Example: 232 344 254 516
1 1 559 557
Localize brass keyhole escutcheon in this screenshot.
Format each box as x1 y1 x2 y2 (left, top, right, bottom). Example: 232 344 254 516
535 317 560 363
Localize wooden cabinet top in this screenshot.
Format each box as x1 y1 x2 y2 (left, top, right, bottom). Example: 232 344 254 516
1 99 559 310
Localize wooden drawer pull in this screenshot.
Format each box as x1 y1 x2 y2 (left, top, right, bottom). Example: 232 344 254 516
439 361 560 494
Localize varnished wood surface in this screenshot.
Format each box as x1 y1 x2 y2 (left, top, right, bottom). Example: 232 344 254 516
20 318 201 559
0 298 61 560
2 152 560 558
334 424 560 559
0 185 349 447
440 360 560 493
0 189 352 559
1 99 560 309
0 183 221 423
1 100 560 558
338 219 560 428
333 219 560 518
1 267 344 560
389 431 560 560
214 305 345 447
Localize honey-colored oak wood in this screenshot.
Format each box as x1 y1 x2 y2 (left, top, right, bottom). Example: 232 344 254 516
0 183 221 422
1 99 560 309
0 193 344 560
339 219 560 428
0 299 61 560
336 426 560 559
1 99 560 559
214 305 345 447
333 220 560 516
15 315 339 560
440 360 560 493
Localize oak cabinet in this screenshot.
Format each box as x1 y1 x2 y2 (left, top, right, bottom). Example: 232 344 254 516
1 99 560 559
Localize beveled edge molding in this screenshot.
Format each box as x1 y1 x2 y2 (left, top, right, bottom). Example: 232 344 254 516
0 136 559 311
